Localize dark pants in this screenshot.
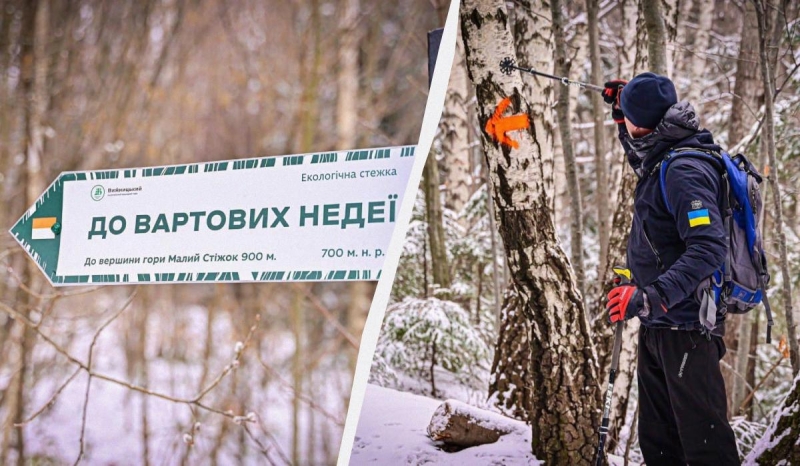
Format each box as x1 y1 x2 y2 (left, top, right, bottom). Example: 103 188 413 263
637 326 740 465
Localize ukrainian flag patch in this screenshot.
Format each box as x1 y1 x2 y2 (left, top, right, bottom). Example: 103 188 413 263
688 208 711 227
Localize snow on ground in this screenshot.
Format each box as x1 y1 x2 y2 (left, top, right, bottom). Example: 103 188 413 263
350 384 541 465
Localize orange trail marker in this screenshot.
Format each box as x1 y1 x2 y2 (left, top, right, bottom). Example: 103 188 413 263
485 97 530 149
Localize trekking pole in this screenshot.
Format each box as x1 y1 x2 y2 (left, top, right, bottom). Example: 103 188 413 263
499 57 604 93
595 266 632 466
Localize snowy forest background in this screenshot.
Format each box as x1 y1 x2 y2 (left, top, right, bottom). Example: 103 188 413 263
367 0 800 463
0 0 448 464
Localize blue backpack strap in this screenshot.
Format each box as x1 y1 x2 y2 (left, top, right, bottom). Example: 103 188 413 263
659 149 732 317
658 150 725 215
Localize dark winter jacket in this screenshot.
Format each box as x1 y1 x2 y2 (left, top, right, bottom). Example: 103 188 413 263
618 101 727 330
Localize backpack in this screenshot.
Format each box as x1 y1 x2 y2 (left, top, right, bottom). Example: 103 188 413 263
657 149 774 342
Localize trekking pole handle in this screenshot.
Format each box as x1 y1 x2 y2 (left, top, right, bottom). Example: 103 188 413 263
595 266 632 466
609 267 631 371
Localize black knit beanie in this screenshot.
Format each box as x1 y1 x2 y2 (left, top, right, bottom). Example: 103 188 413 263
619 72 678 130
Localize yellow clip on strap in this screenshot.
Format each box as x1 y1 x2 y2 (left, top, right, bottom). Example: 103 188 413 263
612 267 632 281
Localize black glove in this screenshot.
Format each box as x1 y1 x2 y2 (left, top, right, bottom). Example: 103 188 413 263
603 79 628 124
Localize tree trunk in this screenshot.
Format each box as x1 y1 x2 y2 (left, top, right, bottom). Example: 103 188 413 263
487 179 503 325
337 0 359 150
671 0 694 74
336 0 367 375
590 171 640 453
423 151 452 290
753 0 799 376
744 312 759 418
550 0 585 297
747 374 800 463
730 313 754 416
442 26 472 219
618 0 638 78
292 290 304 465
586 0 609 276
642 0 668 75
589 3 650 451
728 0 762 147
660 0 678 75
460 1 601 462
488 285 531 421
3 2 46 463
722 0 763 409
684 0 714 109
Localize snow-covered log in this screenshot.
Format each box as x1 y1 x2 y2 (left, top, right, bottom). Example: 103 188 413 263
427 400 522 448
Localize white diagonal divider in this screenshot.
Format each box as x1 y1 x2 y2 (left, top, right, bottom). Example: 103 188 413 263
336 0 460 463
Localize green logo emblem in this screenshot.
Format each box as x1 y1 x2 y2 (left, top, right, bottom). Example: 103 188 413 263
91 185 105 201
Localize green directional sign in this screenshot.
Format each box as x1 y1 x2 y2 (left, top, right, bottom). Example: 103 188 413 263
10 146 417 286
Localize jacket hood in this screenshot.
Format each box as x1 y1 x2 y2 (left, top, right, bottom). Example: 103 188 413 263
625 101 721 176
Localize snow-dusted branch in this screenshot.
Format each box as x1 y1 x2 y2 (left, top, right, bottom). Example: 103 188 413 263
0 297 264 448
257 354 344 426
75 288 139 464
297 284 359 349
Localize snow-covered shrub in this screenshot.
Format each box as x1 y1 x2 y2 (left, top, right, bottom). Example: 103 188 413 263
372 297 490 395
391 193 429 300
368 351 399 388
391 186 504 336
730 416 768 460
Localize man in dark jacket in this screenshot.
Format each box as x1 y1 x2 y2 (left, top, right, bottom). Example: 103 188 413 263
603 72 740 465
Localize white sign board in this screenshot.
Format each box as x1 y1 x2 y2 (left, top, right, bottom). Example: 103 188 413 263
11 146 417 286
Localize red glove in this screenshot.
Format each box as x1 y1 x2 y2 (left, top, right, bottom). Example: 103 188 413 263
603 80 628 123
606 284 643 323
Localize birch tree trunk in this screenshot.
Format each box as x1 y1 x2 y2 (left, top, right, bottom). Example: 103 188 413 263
618 0 638 79
460 1 601 461
671 0 693 74
660 0 678 75
722 0 763 409
684 0 714 109
442 26 472 219
484 2 550 411
488 285 531 421
591 178 641 453
728 0 762 147
753 0 799 376
642 0 668 75
550 0 585 297
423 151 451 291
730 312 754 416
586 0 609 275
590 3 649 451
